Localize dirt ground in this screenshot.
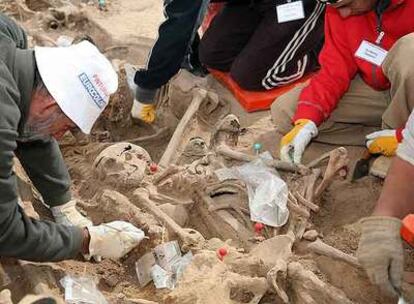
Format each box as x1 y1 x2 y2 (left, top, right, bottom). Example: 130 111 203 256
0 1 409 303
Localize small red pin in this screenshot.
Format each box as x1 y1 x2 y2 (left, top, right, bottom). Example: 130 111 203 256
149 163 158 173
254 222 265 235
217 247 228 261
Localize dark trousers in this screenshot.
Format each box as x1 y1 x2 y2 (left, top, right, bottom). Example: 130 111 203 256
134 0 209 103
199 0 325 91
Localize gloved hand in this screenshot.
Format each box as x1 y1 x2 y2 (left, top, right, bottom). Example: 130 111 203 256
124 63 157 124
366 129 402 157
280 119 318 164
357 216 404 297
131 99 156 124
51 200 93 228
87 221 145 260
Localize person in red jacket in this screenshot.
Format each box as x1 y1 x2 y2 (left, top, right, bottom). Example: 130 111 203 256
271 0 414 164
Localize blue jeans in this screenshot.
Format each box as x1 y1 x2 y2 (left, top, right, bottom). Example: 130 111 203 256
134 0 210 103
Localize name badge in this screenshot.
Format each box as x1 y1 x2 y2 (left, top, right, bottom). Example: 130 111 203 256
277 1 305 23
355 40 388 66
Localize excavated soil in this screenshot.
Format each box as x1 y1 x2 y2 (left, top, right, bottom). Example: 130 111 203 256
1 1 411 303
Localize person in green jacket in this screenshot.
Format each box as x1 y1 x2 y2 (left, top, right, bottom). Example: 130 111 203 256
0 14 144 262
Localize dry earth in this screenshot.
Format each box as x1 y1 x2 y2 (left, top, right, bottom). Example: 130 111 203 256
0 1 410 303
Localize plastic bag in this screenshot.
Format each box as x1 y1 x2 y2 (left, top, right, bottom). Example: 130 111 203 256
154 241 182 272
147 242 194 290
215 152 289 227
151 265 175 290
135 252 156 287
60 275 108 304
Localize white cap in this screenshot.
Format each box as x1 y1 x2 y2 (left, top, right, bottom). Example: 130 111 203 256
34 41 118 134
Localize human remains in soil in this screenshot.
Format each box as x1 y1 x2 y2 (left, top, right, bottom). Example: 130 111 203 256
3 1 414 303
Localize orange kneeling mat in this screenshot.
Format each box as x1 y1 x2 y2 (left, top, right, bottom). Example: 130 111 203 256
401 214 414 248
209 69 313 113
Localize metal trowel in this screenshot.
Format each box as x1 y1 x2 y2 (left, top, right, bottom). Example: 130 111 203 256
352 149 373 181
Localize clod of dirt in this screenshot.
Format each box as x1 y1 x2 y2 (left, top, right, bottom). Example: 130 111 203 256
93 143 152 189
102 274 120 288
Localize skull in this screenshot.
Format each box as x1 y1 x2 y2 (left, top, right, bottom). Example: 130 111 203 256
94 143 152 189
210 114 241 148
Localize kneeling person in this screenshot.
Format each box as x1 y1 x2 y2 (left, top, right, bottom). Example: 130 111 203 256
0 14 142 262
271 0 414 164
199 0 325 91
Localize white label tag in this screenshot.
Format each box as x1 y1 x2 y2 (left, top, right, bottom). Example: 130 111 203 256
277 1 305 23
355 40 388 66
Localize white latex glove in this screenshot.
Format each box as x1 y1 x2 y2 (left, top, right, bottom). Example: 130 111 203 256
51 200 93 228
280 119 318 164
87 221 145 260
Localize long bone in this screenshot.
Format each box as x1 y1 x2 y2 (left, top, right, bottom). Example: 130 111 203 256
215 144 306 173
300 239 360 268
133 188 204 251
159 88 210 168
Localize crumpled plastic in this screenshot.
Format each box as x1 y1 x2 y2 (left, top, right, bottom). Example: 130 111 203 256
60 275 108 304
145 241 194 290
215 152 289 227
